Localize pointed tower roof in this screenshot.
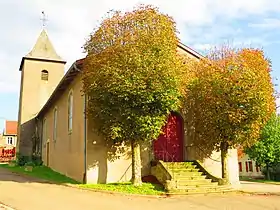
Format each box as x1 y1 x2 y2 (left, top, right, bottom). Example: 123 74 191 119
19 29 66 71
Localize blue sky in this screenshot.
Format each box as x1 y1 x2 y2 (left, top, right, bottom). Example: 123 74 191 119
0 0 279 131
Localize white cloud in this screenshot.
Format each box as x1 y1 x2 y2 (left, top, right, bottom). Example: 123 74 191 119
249 18 280 29
1 0 280 93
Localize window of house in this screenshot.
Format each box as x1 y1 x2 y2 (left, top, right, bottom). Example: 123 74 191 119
7 137 13 145
53 108 58 142
41 70 49 81
238 162 242 172
68 92 73 133
255 163 260 172
43 118 47 143
248 161 253 172
246 161 253 172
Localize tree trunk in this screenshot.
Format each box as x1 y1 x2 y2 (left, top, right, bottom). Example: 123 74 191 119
266 164 271 180
220 141 229 184
131 140 142 186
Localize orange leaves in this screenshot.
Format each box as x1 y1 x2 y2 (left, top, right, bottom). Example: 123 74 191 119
182 45 276 150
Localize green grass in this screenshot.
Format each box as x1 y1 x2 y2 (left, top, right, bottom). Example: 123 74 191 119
0 164 165 195
0 164 80 184
79 182 165 195
240 177 280 185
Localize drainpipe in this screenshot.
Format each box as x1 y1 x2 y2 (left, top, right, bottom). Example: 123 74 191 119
83 93 87 184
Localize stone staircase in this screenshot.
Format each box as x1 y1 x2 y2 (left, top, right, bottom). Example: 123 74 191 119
151 161 233 194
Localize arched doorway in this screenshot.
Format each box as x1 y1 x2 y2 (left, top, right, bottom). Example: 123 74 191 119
153 112 184 162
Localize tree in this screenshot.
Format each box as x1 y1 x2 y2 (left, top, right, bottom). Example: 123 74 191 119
182 46 275 183
82 5 185 186
245 114 280 180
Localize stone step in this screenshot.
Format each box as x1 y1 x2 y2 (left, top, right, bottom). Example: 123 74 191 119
176 178 213 186
175 182 219 190
168 186 234 194
169 168 200 173
163 162 196 168
174 175 208 180
172 171 204 177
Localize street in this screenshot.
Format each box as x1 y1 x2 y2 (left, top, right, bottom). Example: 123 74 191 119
0 168 280 210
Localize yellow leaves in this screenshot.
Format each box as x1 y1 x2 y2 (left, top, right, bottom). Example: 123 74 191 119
182 45 276 149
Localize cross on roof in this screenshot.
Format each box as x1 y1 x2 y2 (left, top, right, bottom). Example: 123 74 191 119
40 11 48 28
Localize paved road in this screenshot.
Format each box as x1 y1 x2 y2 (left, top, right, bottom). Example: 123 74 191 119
0 168 280 210
241 181 280 194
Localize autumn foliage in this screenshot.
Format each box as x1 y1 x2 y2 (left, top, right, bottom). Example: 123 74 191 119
183 46 275 181
82 5 184 185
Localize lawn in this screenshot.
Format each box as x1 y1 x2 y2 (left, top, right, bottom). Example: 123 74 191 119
240 177 280 185
79 182 165 195
0 164 79 184
0 163 165 195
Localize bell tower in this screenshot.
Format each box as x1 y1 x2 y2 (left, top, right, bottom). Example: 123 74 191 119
17 29 66 156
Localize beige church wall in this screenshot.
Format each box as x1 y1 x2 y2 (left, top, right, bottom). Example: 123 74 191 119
86 118 132 184
40 74 85 183
19 60 64 124
18 59 65 156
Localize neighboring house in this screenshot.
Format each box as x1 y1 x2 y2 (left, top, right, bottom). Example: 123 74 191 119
0 121 17 147
16 29 240 186
238 148 263 178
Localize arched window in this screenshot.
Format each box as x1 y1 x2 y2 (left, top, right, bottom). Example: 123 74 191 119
68 91 73 133
53 107 58 142
41 70 49 81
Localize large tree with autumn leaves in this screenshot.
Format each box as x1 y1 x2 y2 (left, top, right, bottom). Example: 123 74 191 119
183 46 275 183
82 5 185 185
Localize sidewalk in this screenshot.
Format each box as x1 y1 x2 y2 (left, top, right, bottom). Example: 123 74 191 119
240 181 280 195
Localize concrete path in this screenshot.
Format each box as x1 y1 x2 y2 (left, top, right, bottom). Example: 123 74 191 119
240 181 280 195
0 168 280 210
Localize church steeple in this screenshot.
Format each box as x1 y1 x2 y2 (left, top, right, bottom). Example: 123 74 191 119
26 29 64 62
19 29 66 71
17 28 66 156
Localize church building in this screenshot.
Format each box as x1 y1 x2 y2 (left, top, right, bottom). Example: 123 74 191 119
16 29 240 190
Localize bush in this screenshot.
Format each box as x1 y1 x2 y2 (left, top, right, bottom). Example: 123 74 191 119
15 153 43 167
25 161 35 167
16 153 30 166
31 154 43 166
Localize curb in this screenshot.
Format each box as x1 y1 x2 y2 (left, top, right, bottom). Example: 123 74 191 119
6 170 167 199
238 190 280 196
6 168 280 198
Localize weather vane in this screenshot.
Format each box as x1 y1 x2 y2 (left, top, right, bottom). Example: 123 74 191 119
40 11 48 28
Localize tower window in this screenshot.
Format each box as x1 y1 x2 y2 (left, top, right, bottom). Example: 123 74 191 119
41 70 49 81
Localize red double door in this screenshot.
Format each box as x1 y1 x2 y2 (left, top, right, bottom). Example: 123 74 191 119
153 113 184 162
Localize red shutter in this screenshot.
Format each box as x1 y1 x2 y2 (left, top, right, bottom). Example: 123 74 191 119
246 162 248 172
238 162 242 172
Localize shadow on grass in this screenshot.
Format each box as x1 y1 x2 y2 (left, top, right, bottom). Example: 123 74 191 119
0 163 80 185
0 164 165 195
